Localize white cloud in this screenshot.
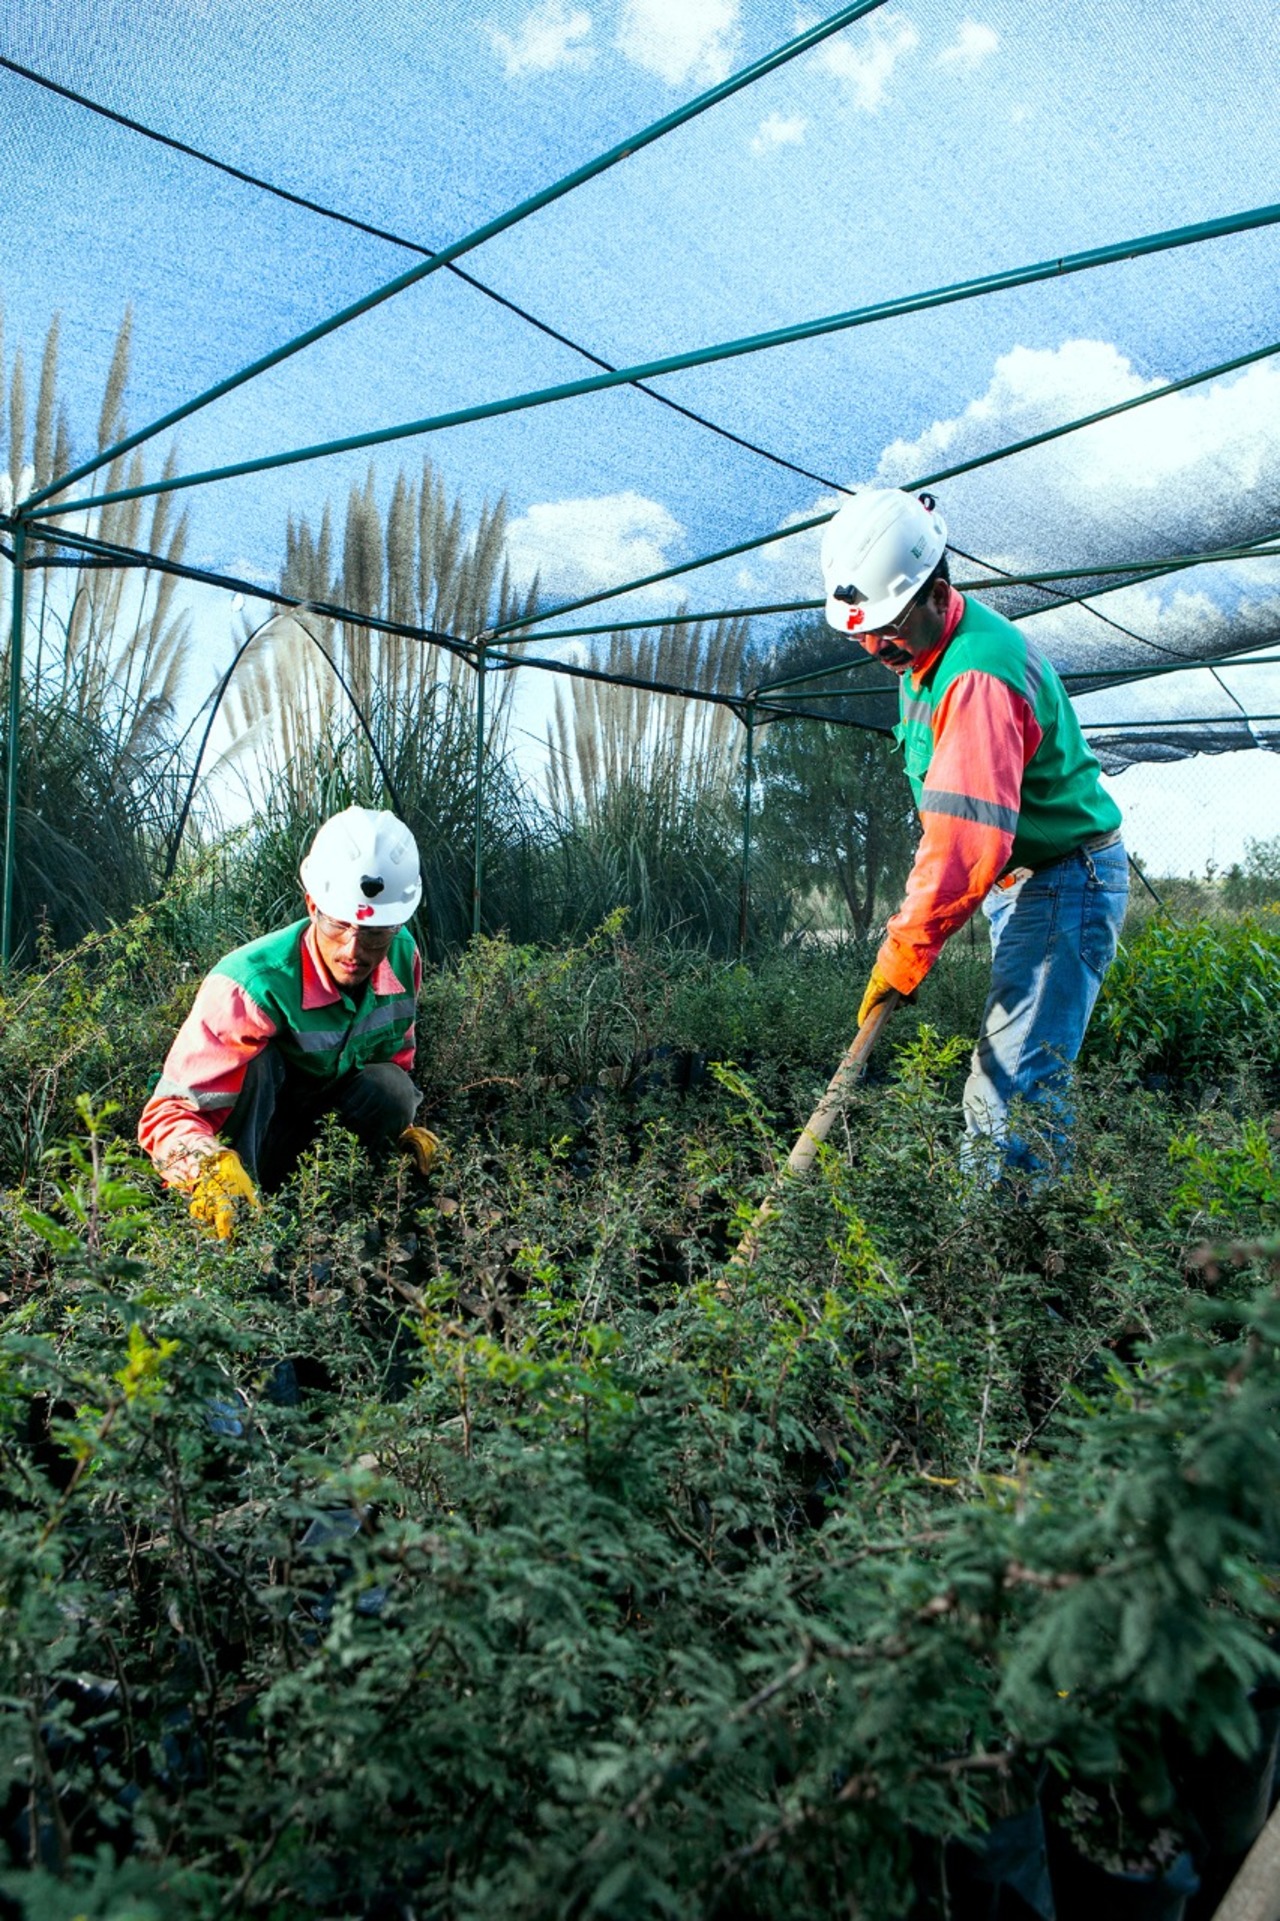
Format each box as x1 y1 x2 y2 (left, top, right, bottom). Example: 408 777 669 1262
749 341 1280 656
505 491 685 600
750 112 808 154
936 19 999 70
615 0 738 85
487 0 594 75
819 11 919 112
873 341 1280 598
878 339 1280 514
876 339 1158 483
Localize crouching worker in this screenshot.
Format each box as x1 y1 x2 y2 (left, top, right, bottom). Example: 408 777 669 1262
139 807 442 1237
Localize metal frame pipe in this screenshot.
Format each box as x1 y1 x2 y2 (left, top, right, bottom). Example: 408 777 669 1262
503 601 817 644
1 523 26 966
34 202 1280 523
738 704 757 956
486 339 1280 641
24 0 892 513
1082 713 1280 733
525 536 1280 657
472 646 487 940
757 648 1280 706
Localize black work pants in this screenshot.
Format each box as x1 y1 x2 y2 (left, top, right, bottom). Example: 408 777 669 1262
223 1045 420 1191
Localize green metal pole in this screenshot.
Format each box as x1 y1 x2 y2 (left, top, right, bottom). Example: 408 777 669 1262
1 523 26 967
504 600 819 644
484 337 1280 641
24 0 892 513
471 646 487 941
35 201 1280 523
738 706 756 957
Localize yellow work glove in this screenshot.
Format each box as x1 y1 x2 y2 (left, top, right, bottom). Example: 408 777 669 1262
399 1124 443 1177
857 966 900 1030
188 1149 260 1241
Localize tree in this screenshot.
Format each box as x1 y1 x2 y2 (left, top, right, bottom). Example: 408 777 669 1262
756 620 918 937
1222 834 1280 912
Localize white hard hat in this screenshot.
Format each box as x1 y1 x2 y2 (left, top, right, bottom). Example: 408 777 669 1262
820 490 948 636
300 807 422 926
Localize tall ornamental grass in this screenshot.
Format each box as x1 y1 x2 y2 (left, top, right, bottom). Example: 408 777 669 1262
0 308 200 955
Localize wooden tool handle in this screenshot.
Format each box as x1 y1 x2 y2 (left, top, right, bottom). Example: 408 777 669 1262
784 993 900 1178
727 991 900 1271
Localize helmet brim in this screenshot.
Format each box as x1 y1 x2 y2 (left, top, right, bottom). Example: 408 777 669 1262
824 583 920 637
300 858 422 927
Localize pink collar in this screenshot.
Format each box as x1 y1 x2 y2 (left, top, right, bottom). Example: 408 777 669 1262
909 586 966 689
300 922 407 1009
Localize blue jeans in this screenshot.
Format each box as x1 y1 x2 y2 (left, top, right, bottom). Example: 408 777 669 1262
962 840 1129 1178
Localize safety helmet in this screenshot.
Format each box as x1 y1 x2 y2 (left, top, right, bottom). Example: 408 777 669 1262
300 807 422 926
820 490 948 636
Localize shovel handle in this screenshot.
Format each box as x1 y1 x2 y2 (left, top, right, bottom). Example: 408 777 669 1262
728 991 900 1270
784 992 900 1178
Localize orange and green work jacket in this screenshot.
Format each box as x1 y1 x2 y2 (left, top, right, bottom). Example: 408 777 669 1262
138 917 421 1188
877 589 1122 998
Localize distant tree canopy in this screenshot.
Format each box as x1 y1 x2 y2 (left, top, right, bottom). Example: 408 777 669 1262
756 621 919 937
1222 833 1280 911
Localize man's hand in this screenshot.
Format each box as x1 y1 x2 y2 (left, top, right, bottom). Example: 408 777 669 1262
189 1150 260 1240
857 966 900 1030
399 1124 443 1177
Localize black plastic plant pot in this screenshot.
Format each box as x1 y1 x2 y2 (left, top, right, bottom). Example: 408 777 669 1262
1047 1841 1198 1921
944 1800 1056 1919
1178 1701 1280 1861
910 1804 1056 1921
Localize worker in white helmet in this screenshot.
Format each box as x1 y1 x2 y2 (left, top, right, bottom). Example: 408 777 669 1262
820 489 1128 1175
139 806 441 1237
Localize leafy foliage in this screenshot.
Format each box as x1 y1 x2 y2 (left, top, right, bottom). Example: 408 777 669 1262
1221 834 1280 913
755 618 920 938
1090 911 1280 1091
2 914 1280 1915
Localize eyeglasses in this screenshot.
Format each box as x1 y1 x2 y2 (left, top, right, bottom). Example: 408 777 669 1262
315 911 397 954
867 580 932 642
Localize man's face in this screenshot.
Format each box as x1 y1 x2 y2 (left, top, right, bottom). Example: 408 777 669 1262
859 576 949 677
305 894 396 989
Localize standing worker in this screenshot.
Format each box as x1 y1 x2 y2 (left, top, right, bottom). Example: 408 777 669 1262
820 488 1128 1175
139 807 441 1235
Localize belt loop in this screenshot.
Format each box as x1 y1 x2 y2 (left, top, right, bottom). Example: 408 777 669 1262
1083 847 1098 883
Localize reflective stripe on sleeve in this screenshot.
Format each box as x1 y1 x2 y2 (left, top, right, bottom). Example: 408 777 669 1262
920 788 1020 832
152 1076 238 1110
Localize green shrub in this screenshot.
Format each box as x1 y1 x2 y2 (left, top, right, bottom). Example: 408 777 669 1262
1090 911 1280 1089
3 933 1280 1916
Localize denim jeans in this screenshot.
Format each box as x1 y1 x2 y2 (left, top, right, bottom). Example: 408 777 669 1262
962 839 1129 1178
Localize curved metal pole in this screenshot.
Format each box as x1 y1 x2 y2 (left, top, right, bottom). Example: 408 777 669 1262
1 523 27 965
163 607 405 882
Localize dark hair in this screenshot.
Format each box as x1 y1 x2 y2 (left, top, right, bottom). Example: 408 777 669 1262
926 552 951 589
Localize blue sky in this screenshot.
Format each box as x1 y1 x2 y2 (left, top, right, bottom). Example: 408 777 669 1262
2 0 1280 836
